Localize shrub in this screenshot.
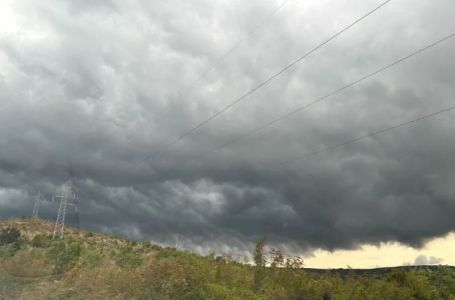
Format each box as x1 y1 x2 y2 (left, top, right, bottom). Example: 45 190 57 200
150 244 162 251
0 227 22 257
80 248 104 268
0 227 21 246
0 242 22 258
116 246 142 268
156 247 180 260
46 240 82 274
31 234 52 248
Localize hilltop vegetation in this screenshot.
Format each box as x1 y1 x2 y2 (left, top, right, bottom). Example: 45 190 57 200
1 218 455 299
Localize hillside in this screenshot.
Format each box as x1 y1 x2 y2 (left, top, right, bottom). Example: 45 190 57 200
1 218 454 299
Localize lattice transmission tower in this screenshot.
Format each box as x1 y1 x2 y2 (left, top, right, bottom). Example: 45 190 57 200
32 191 42 218
52 182 78 239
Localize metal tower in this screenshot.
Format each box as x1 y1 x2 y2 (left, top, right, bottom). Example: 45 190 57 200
73 195 80 230
67 162 80 230
52 182 77 239
32 191 42 218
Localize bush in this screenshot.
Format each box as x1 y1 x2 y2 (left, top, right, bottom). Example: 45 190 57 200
116 246 142 268
156 247 180 259
80 248 104 268
150 244 163 251
46 240 82 274
0 227 21 246
0 242 22 258
31 234 52 248
0 227 22 257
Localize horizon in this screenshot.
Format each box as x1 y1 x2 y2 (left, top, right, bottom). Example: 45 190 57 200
2 216 454 269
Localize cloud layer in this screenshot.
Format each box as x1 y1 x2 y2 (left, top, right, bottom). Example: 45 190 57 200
0 0 454 256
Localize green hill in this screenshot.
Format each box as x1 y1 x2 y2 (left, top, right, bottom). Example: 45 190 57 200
1 218 454 299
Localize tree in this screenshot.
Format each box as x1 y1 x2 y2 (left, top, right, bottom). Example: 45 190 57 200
254 235 267 268
253 235 267 290
270 248 284 268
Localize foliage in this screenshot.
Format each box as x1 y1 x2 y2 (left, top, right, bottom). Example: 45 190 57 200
46 239 81 274
270 248 285 268
0 242 22 258
254 235 267 290
80 247 104 268
31 234 52 248
426 266 455 298
254 236 267 268
1 220 455 299
116 246 143 268
0 227 22 257
155 247 180 259
0 227 21 246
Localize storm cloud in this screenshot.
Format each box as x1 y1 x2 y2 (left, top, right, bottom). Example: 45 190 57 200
0 0 454 256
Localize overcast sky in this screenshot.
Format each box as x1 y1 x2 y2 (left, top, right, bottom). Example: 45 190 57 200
0 0 454 265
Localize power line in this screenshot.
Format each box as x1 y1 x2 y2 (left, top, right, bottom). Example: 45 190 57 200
145 0 392 160
176 0 291 114
192 0 291 86
209 32 455 153
278 104 455 165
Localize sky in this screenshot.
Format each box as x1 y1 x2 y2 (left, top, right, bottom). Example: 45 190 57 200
0 0 454 268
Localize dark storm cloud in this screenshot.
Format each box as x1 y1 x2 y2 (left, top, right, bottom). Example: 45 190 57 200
0 0 454 256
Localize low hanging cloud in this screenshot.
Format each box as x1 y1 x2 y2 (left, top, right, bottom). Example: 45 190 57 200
0 0 455 256
414 255 443 266
405 255 444 266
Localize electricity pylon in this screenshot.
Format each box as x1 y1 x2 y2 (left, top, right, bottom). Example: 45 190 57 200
67 162 80 230
52 182 77 239
32 191 42 218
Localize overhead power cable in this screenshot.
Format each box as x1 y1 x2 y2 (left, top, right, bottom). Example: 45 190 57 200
210 32 455 153
278 104 455 165
192 0 291 85
145 0 392 160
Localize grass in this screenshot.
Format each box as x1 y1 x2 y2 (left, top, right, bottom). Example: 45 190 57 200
0 217 454 299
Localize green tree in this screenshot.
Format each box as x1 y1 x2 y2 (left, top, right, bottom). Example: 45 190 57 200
270 248 284 268
254 236 267 268
253 235 267 290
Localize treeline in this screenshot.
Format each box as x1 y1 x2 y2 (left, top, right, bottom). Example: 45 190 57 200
1 225 455 299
